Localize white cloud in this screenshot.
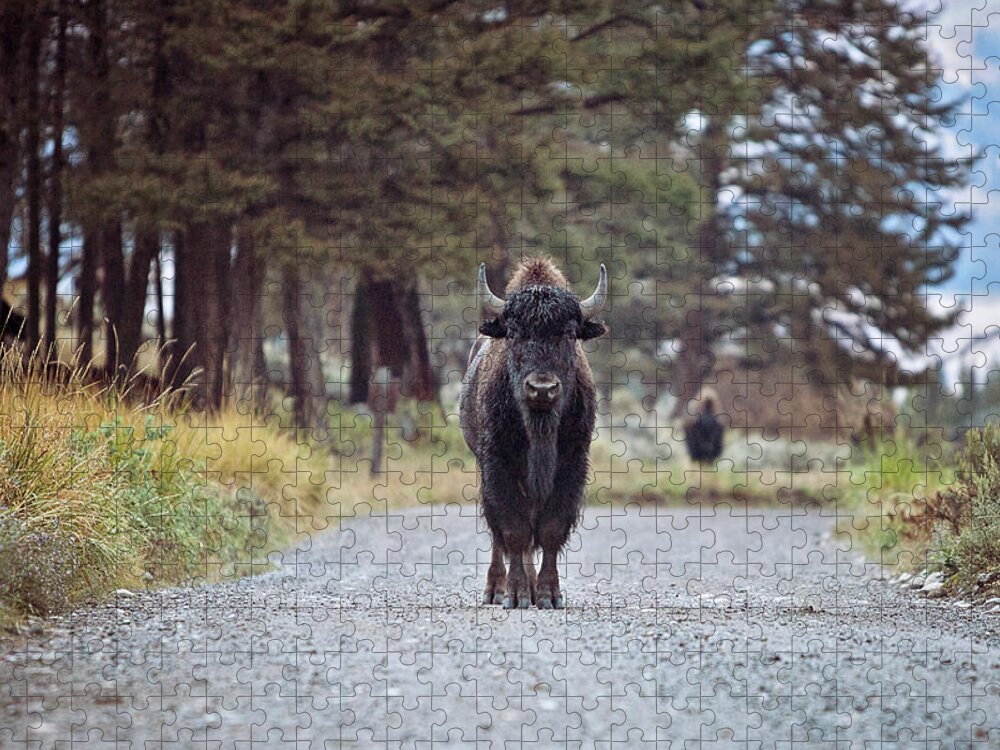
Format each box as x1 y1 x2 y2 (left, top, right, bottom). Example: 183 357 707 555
913 293 1000 384
914 0 997 87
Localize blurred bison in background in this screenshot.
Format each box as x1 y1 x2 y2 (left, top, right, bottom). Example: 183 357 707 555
0 299 26 342
460 257 607 609
684 388 724 464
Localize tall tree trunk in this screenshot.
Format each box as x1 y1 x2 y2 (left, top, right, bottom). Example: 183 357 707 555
0 3 29 292
281 259 328 435
369 367 388 476
115 224 158 373
24 15 42 353
230 225 267 412
101 220 125 369
0 132 15 289
182 220 231 409
45 3 67 356
283 263 310 431
348 276 373 405
79 0 117 370
304 287 329 438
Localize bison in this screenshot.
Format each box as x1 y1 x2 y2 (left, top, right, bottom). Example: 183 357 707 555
684 388 724 464
0 298 26 342
460 257 607 609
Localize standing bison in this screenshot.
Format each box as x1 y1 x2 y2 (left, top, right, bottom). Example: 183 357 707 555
684 388 724 464
460 257 607 609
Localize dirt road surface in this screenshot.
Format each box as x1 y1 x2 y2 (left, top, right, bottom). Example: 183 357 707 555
3 502 998 748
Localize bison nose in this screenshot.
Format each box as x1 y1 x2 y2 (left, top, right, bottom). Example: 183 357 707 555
524 373 562 403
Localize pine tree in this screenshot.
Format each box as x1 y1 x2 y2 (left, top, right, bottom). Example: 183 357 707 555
729 0 970 389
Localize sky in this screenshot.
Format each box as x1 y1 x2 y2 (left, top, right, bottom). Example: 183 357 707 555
922 0 1000 293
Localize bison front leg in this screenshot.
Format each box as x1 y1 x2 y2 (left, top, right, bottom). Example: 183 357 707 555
535 516 572 609
535 451 588 609
481 461 534 609
499 519 534 610
523 550 538 605
483 543 507 605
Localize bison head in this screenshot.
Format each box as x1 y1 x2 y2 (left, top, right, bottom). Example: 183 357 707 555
477 263 607 411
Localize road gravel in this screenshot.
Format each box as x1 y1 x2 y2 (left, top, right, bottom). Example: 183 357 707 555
2 501 999 748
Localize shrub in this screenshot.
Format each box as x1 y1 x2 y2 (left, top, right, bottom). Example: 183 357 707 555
0 348 312 623
934 424 1000 577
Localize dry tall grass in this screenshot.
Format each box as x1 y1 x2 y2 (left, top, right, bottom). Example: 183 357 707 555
0 348 333 621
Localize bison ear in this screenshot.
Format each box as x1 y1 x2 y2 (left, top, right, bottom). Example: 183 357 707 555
479 317 507 338
578 320 606 340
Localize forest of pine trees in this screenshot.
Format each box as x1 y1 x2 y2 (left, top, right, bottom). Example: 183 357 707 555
0 0 971 432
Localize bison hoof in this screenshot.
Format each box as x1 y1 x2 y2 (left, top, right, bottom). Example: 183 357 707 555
536 593 564 610
483 591 504 606
502 593 532 609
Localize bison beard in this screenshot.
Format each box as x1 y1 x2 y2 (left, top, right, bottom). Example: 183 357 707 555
524 410 559 502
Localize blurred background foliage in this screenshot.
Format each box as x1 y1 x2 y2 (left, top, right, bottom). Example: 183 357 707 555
0 0 974 438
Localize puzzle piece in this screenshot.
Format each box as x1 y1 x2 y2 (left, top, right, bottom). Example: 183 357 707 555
2 0 1000 748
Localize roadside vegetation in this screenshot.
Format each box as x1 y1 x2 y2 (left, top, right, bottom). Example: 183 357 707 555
0 351 334 624
922 426 1000 585
838 429 954 559
842 422 1000 594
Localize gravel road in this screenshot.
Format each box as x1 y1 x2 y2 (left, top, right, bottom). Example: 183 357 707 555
3 501 999 748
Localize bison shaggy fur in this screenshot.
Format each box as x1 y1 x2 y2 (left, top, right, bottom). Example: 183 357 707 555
460 257 607 609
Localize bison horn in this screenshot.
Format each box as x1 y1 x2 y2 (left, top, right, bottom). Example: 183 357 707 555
580 263 608 320
478 263 506 316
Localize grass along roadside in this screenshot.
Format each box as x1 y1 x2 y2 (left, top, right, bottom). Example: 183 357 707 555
838 425 1000 600
915 425 1000 597
835 430 956 563
0 355 334 625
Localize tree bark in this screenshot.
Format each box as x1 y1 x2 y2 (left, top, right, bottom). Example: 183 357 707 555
24 15 42 352
45 2 67 356
101 220 125 369
230 225 268 412
0 3 29 292
348 275 373 405
304 285 329 438
77 231 96 364
283 263 311 431
0 136 15 290
279 259 330 436
370 367 387 476
79 0 119 370
115 223 158 372
181 220 231 409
